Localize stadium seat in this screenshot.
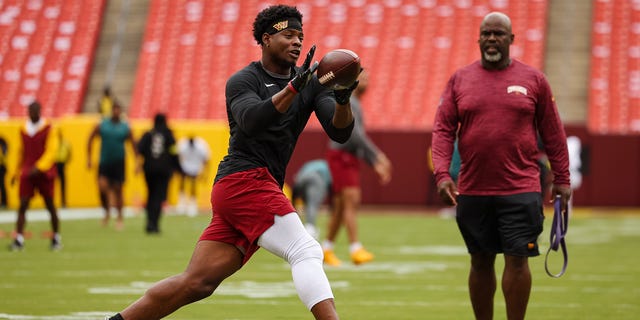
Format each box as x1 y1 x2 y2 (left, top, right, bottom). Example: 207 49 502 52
587 0 640 134
129 0 549 130
0 0 105 118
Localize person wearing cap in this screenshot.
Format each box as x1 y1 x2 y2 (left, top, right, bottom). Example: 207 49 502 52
106 4 357 320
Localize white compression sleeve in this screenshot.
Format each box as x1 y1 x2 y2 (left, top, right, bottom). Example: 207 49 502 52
258 212 334 310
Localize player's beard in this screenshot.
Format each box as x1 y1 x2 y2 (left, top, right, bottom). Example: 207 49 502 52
483 51 502 62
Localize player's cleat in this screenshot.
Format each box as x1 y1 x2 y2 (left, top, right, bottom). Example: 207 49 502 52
323 249 342 267
9 239 24 251
351 247 374 265
50 238 63 251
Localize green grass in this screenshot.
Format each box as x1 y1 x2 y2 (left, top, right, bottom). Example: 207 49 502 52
1 208 639 319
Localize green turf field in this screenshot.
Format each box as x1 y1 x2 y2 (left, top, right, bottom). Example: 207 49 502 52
0 207 638 319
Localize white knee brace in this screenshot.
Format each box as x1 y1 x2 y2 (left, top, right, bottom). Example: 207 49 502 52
258 213 334 310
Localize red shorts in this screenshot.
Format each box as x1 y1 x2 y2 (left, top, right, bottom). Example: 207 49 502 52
199 167 295 264
327 149 360 193
19 169 56 199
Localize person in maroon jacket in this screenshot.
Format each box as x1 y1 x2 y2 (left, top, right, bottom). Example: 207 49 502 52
431 12 571 320
9 101 62 251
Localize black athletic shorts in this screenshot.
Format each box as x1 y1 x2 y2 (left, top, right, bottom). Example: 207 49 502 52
456 192 544 257
98 159 126 185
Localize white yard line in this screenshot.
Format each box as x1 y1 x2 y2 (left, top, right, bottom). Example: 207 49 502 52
0 207 139 224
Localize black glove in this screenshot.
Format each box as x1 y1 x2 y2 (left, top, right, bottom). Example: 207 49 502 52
333 80 359 105
288 45 318 93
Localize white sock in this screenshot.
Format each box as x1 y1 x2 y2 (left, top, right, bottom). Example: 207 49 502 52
187 197 198 216
177 193 186 213
349 242 363 254
322 240 334 250
53 233 61 242
16 233 24 243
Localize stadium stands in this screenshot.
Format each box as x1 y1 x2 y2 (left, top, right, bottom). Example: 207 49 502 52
129 0 549 130
0 0 105 118
588 0 640 134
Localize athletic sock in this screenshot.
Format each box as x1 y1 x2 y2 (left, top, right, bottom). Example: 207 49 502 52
349 242 363 254
108 313 124 320
322 240 334 250
15 233 24 244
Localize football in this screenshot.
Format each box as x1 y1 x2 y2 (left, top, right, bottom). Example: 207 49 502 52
316 49 361 89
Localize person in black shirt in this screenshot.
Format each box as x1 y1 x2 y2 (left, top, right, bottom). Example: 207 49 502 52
107 5 355 320
0 136 8 209
136 113 177 234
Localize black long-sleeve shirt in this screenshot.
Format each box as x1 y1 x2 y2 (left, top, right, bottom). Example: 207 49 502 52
138 127 177 174
215 61 354 187
328 95 379 166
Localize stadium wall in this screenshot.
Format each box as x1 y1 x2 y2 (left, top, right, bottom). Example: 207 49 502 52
1 120 637 209
0 117 229 210
288 127 640 208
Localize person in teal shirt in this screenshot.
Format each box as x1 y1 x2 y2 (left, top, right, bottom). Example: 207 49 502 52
291 159 332 239
87 102 137 230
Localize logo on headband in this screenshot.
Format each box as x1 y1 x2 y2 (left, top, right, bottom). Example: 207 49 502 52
273 20 289 31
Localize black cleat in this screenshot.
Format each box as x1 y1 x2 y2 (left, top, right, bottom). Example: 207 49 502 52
9 239 24 251
50 238 63 251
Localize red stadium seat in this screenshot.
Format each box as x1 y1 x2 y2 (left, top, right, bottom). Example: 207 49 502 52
588 0 640 134
0 0 105 118
130 0 549 130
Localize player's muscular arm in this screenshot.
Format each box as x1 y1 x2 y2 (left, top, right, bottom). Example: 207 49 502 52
320 103 354 143
332 103 353 128
271 88 298 113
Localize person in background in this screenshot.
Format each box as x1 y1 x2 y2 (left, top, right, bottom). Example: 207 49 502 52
431 12 571 320
10 101 62 251
98 85 115 119
536 135 552 199
322 69 392 266
136 113 178 234
0 136 8 209
55 128 71 208
87 102 136 230
566 135 583 213
105 4 355 319
291 159 332 239
176 134 210 217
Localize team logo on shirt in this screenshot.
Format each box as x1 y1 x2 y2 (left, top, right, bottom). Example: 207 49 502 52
507 85 527 95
